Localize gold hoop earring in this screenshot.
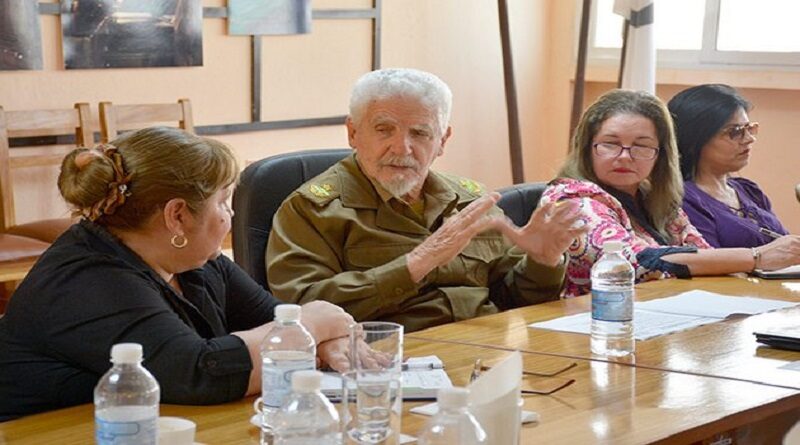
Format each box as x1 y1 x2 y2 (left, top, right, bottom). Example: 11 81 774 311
170 234 188 249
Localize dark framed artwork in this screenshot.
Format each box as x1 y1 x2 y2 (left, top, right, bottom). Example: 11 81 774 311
0 0 43 70
228 0 311 36
60 0 203 69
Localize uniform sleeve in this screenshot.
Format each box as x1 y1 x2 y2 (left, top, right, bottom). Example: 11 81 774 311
43 259 252 405
267 196 421 321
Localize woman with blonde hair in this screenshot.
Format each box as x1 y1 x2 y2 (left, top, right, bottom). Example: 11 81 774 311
0 127 354 420
541 89 800 297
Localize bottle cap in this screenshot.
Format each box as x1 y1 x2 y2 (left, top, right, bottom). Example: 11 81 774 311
110 343 143 364
291 370 322 392
602 240 624 253
437 387 469 409
274 304 302 322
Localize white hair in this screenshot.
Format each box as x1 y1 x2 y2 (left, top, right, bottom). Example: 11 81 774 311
348 68 453 135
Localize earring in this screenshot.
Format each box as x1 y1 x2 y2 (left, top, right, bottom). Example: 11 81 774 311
170 234 188 249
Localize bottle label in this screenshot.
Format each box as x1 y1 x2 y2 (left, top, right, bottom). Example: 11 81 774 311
96 407 157 445
262 351 315 409
592 289 633 322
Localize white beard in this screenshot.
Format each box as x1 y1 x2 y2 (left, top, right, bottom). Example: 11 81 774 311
380 176 419 199
378 155 421 199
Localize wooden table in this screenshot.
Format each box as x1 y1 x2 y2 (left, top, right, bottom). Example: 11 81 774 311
2 338 798 445
408 276 800 389
3 276 800 444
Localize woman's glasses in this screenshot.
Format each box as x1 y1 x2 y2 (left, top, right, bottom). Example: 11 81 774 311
722 122 759 141
593 142 660 161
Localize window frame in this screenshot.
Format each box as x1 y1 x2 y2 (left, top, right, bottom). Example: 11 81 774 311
587 0 800 70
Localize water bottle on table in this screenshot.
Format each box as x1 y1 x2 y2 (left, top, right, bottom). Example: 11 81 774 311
274 370 341 445
418 387 487 445
260 304 316 435
590 240 635 357
94 343 160 445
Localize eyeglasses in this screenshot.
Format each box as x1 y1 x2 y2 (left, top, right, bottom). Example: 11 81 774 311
593 142 660 160
469 359 577 395
721 122 759 141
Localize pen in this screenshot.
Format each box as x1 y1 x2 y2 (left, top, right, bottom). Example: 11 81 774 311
759 227 782 240
401 362 444 371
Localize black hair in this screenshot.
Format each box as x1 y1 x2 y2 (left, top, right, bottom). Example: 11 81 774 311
667 84 751 180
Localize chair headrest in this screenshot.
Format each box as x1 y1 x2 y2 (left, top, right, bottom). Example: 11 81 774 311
231 149 350 288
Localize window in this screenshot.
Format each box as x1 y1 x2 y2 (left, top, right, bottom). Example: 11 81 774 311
590 0 800 67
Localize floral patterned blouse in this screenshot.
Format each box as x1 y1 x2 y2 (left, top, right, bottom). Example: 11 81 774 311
540 178 711 297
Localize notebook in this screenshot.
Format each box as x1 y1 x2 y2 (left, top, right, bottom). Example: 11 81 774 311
321 356 453 401
752 264 800 279
754 327 800 351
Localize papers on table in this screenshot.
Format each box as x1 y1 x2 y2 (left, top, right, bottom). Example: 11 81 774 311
779 361 800 372
532 309 718 341
321 355 452 401
529 290 798 340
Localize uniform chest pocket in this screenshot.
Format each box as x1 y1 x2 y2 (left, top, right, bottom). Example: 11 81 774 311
345 244 417 270
459 236 505 264
434 236 506 285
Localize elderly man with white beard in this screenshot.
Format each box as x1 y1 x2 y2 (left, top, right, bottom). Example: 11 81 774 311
266 68 585 332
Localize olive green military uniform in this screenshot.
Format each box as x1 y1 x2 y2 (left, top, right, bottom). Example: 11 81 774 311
267 154 565 332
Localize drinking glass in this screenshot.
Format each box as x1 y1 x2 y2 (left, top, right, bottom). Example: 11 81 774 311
341 322 403 444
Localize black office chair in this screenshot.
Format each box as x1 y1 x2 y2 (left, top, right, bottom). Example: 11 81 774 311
496 182 548 226
232 149 351 288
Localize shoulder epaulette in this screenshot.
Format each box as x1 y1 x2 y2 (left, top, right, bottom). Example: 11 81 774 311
296 170 341 206
439 172 486 198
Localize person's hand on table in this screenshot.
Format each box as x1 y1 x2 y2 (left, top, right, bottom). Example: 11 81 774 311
300 301 354 344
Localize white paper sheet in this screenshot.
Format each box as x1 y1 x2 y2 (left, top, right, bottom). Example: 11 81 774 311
530 309 719 340
410 401 539 423
636 290 797 318
529 291 798 340
779 361 800 372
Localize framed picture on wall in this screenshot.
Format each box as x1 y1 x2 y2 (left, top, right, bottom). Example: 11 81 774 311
60 0 203 69
0 0 43 71
228 0 312 36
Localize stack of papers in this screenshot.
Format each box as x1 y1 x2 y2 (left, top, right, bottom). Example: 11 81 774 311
321 355 452 400
529 290 798 340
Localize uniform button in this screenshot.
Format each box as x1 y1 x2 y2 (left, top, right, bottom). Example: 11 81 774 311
394 287 404 296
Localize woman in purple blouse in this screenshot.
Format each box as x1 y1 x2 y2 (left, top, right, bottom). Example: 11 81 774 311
668 84 789 248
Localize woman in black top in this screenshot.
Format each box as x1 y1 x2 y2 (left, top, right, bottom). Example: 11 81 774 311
0 127 354 421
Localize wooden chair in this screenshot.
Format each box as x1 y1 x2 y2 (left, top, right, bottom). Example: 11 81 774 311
0 103 93 306
99 98 194 143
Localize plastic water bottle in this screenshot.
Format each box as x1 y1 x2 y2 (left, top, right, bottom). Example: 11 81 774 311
94 343 160 445
590 240 635 357
273 370 341 445
260 304 316 434
418 387 487 445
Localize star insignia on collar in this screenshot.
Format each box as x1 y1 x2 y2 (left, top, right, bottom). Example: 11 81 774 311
459 179 482 194
309 183 333 197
